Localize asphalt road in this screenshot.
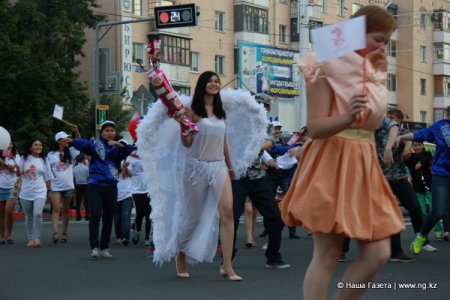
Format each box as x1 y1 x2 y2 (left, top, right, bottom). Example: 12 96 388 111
0 217 449 300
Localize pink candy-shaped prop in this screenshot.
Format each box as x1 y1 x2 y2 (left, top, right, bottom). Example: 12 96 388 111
145 40 199 136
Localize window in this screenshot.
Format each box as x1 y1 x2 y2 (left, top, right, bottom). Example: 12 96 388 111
215 55 225 75
434 42 450 61
352 3 363 15
420 79 426 95
387 74 397 92
215 11 225 32
132 43 144 63
444 76 450 94
420 46 427 62
132 0 142 16
173 86 190 96
320 0 327 13
434 108 445 121
279 25 287 44
191 51 199 72
337 0 345 16
387 40 397 57
435 43 444 59
157 0 174 7
244 6 269 34
420 12 428 28
160 35 191 66
420 111 427 123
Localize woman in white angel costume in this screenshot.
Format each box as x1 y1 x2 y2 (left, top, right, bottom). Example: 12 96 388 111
137 71 268 281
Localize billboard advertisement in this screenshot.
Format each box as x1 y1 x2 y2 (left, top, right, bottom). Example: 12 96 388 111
238 41 299 98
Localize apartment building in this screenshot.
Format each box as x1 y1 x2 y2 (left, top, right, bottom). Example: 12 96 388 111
78 0 450 132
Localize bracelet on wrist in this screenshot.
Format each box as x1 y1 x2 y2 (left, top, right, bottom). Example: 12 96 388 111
228 168 233 171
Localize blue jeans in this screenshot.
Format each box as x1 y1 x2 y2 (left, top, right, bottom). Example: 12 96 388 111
114 197 133 240
420 175 450 236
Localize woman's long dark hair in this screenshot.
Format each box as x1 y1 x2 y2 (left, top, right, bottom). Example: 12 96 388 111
23 138 46 161
191 71 226 119
52 141 72 164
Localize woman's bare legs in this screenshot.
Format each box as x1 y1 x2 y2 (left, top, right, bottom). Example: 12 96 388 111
334 237 390 300
303 232 345 300
218 175 240 278
61 197 72 238
0 201 5 241
50 192 61 240
176 252 189 276
5 198 17 240
244 199 257 246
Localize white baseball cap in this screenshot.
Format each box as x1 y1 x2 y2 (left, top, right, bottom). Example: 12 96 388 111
55 131 70 142
272 121 283 127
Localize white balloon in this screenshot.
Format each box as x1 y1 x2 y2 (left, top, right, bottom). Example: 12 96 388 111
0 126 11 151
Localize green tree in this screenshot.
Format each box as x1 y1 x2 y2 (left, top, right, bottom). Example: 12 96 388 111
0 0 104 151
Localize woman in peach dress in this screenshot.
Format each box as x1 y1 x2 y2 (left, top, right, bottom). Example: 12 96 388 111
281 6 404 300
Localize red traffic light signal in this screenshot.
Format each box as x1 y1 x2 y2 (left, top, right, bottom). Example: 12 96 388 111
154 3 197 29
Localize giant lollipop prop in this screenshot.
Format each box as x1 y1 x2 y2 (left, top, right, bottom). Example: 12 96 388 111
143 40 199 136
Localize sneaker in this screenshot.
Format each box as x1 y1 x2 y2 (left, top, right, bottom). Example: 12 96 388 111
90 247 100 259
121 239 129 246
265 259 291 269
410 234 426 255
259 230 268 238
261 243 268 250
443 232 450 242
132 231 141 245
144 239 151 248
339 253 346 262
289 234 300 239
99 249 113 259
389 253 416 263
422 244 437 252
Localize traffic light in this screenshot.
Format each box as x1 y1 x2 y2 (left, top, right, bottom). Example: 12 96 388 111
96 104 109 129
154 4 197 29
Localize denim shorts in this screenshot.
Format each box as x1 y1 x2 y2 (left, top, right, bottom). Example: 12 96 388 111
51 189 74 198
0 187 13 201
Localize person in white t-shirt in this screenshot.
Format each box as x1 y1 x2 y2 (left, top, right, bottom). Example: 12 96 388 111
0 143 21 244
126 151 151 247
19 138 54 247
47 131 80 244
73 155 90 221
114 160 133 246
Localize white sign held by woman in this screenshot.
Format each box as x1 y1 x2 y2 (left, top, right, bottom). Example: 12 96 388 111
311 16 366 62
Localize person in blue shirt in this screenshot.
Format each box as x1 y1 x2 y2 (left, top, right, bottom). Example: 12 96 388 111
397 106 450 254
62 121 133 259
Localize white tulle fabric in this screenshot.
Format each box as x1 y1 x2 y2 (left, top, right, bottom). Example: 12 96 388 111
136 88 268 266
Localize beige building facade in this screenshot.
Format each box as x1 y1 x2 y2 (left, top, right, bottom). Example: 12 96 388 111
78 0 450 132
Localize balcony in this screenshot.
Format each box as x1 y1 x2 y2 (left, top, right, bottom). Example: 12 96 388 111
433 63 450 75
235 32 269 45
160 62 190 84
434 94 450 108
234 0 269 7
434 30 450 43
290 2 321 20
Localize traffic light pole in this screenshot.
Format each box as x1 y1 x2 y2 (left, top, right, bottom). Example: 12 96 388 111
93 16 155 138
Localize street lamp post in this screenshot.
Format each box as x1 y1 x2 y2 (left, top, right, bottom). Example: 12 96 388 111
93 16 154 138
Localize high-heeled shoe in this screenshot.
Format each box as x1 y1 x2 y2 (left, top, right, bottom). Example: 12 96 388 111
175 255 189 278
219 267 243 281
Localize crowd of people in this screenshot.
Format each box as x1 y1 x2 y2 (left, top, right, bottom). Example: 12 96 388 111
1 5 450 299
